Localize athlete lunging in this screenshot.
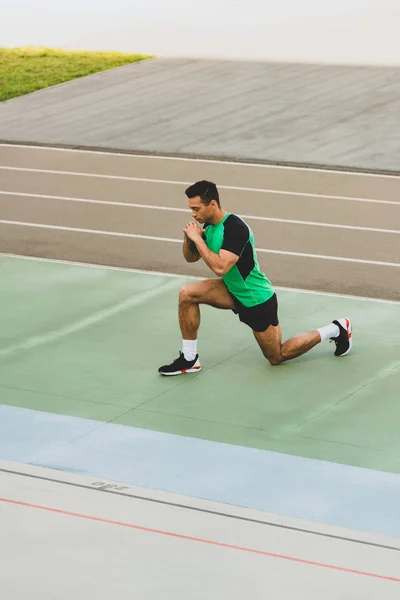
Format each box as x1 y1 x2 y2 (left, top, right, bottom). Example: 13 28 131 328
158 180 352 376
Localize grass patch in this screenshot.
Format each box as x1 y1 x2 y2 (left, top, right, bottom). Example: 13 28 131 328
0 47 152 101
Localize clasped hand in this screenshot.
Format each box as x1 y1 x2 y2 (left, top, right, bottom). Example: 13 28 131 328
183 221 203 243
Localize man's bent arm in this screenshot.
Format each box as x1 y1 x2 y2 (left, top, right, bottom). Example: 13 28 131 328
194 238 238 276
183 234 201 262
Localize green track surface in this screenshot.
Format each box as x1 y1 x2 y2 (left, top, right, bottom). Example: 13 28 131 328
1 255 399 473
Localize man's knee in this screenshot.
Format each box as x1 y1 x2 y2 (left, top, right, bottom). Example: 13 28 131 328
267 354 284 366
258 339 284 365
264 346 284 365
179 284 197 304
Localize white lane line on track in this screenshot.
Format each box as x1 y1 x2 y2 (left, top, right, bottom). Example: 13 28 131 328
2 252 400 304
1 166 399 205
1 142 400 179
1 220 399 268
1 191 398 234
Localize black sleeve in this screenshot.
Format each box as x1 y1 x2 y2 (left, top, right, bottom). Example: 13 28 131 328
221 216 249 256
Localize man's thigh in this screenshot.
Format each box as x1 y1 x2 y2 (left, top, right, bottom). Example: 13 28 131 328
253 324 283 362
181 279 236 310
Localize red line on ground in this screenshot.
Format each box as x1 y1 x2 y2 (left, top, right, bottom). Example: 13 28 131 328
1 497 399 583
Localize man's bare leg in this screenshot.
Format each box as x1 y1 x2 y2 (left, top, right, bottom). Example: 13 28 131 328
179 278 235 339
179 295 200 340
281 329 322 360
158 279 235 375
253 318 352 365
253 325 321 365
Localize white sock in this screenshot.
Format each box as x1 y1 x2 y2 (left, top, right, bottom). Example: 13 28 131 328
182 339 198 361
317 323 340 342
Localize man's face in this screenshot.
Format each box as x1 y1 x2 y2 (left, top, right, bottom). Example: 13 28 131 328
188 196 215 224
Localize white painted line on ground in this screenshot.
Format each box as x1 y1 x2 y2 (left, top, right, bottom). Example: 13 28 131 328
1 142 399 179
1 191 398 233
0 278 180 358
1 220 399 267
1 166 399 205
1 252 399 304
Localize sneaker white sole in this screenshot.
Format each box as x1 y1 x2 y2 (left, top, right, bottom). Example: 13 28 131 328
159 366 201 376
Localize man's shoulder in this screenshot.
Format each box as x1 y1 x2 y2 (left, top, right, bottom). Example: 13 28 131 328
224 214 250 234
226 213 248 225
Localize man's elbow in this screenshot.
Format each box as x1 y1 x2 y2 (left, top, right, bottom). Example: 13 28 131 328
214 265 228 277
183 251 200 263
215 261 236 276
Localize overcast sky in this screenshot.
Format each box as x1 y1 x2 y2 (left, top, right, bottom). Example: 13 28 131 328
2 0 399 64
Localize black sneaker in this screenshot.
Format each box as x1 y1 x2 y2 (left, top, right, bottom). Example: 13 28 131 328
330 318 352 357
158 351 201 376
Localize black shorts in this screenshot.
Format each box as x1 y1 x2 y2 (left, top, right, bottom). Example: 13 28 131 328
230 293 279 332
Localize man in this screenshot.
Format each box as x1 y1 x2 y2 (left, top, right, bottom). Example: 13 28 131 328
158 180 352 376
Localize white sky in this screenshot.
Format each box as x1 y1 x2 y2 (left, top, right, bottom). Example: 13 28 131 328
2 0 400 64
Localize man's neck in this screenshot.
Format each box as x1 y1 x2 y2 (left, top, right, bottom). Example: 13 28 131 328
208 209 228 225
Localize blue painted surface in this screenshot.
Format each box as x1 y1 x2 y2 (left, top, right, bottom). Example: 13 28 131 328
1 404 400 537
0 404 99 464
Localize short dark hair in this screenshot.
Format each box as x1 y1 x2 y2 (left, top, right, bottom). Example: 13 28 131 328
185 180 220 207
